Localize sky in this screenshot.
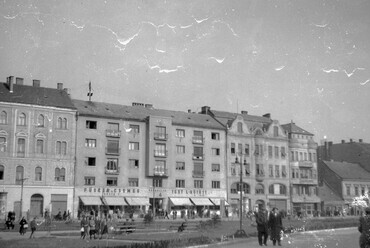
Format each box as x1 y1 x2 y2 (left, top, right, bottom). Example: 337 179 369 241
1 0 370 144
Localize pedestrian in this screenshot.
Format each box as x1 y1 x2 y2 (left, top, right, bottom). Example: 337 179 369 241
95 216 101 238
359 207 370 248
256 207 269 246
29 217 37 238
19 216 28 235
100 216 108 239
269 207 283 246
89 216 96 239
164 210 169 219
80 216 88 239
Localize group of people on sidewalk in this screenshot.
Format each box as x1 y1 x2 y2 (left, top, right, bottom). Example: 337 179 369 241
255 207 284 246
18 216 38 239
80 215 109 240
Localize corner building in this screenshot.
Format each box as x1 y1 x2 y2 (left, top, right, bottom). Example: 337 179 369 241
0 77 76 220
73 100 227 218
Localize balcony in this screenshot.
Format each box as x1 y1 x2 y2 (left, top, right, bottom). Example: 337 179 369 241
192 153 204 160
105 167 120 175
105 148 120 156
192 170 205 178
106 129 121 138
291 178 318 185
255 173 265 182
153 168 168 176
192 136 204 144
154 133 168 141
154 150 168 157
298 161 314 167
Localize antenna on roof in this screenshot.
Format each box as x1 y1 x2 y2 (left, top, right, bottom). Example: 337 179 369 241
87 81 93 101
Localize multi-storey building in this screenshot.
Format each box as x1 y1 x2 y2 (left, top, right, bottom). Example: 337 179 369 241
0 76 76 220
200 107 290 215
281 122 320 217
73 100 227 218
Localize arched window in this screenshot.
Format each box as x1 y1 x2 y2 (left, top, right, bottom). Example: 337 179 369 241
35 167 42 181
36 139 44 154
16 166 24 184
55 167 66 181
255 129 263 136
57 117 67 129
273 126 279 137
0 137 6 152
0 111 7 124
55 168 60 181
230 182 250 194
255 183 264 194
18 113 26 126
237 122 243 133
37 114 45 127
0 165 4 180
57 117 62 129
17 138 26 157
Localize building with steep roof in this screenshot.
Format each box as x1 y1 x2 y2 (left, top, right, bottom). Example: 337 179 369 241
318 160 370 216
0 76 77 220
200 106 291 214
73 100 227 218
281 121 320 217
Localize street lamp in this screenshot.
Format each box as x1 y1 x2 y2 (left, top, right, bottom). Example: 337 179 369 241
234 155 249 238
19 177 29 220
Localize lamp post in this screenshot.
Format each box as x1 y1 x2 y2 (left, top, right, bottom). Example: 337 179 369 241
234 155 249 238
19 177 29 220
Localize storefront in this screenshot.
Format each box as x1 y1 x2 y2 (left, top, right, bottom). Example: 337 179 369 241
190 198 214 217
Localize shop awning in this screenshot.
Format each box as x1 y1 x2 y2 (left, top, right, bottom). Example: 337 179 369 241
125 197 150 206
169 197 193 206
209 198 230 206
103 197 127 206
190 198 214 206
80 196 103 206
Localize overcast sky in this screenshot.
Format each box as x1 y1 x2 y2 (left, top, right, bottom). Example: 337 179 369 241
1 0 370 144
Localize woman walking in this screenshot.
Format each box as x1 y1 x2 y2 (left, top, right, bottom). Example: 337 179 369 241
19 217 28 235
100 216 108 239
80 216 88 239
269 207 283 246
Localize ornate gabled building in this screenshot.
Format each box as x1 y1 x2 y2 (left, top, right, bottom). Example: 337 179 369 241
0 76 76 220
200 106 290 215
281 122 320 217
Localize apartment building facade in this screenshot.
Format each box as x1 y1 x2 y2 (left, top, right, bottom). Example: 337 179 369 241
0 77 76 220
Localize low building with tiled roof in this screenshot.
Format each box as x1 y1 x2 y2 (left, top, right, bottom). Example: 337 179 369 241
0 76 77 220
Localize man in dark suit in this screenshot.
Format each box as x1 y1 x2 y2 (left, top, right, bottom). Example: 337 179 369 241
256 207 269 246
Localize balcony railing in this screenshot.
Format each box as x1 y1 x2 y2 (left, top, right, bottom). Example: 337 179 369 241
105 167 120 175
192 170 205 178
106 129 121 138
153 168 168 176
154 150 168 157
192 136 204 144
298 161 314 167
192 153 204 160
105 148 120 155
255 173 265 181
17 152 25 158
154 133 168 140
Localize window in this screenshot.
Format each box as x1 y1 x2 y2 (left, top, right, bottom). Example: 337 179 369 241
237 122 243 133
154 126 167 139
86 120 97 129
16 166 24 184
268 146 273 158
18 113 26 126
37 114 45 127
57 117 67 129
107 140 119 154
129 124 139 133
269 184 286 195
154 144 167 157
0 111 7 124
176 162 185 170
244 163 250 176
355 186 359 196
269 165 274 177
346 185 351 196
282 165 287 178
193 146 203 159
274 147 279 158
129 178 139 187
212 164 220 172
107 177 117 186
211 132 220 140
107 158 118 171
154 160 166 175
231 143 235 154
56 141 67 155
212 148 220 156
0 137 6 152
281 147 286 158
17 138 26 157
176 129 185 138
212 181 220 189
194 180 203 188
35 167 42 181
362 187 365 196
176 180 185 188
85 139 96 148
86 157 96 166
193 163 203 177
36 139 44 154
108 122 119 131
176 145 185 154
85 177 95 185
291 151 294 161
255 183 264 194
153 178 162 187
55 168 65 181
0 165 4 180
129 159 139 168
256 164 264 176
193 130 203 143
273 126 279 137
129 142 139 151
244 144 250 156
275 165 280 178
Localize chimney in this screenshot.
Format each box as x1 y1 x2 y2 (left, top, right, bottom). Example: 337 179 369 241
16 77 24 85
263 113 271 119
63 88 71 95
241 110 248 115
359 139 363 143
32 79 40 87
145 104 153 109
201 106 210 114
341 140 345 144
7 76 14 93
57 83 63 90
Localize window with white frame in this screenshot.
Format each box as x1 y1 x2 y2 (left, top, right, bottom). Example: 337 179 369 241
211 164 220 172
176 145 185 154
212 181 220 189
17 113 26 126
194 180 203 188
176 162 185 170
129 142 139 151
35 166 42 181
176 129 185 138
0 111 7 124
176 180 185 188
129 178 139 187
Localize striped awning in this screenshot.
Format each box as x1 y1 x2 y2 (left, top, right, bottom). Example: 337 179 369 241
80 196 103 206
209 198 230 206
169 197 193 206
103 197 127 206
190 198 214 206
125 197 150 206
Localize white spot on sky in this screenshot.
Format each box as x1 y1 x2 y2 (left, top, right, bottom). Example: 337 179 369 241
275 65 285 71
360 79 370 85
322 68 339 73
193 16 209 24
208 57 225 64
